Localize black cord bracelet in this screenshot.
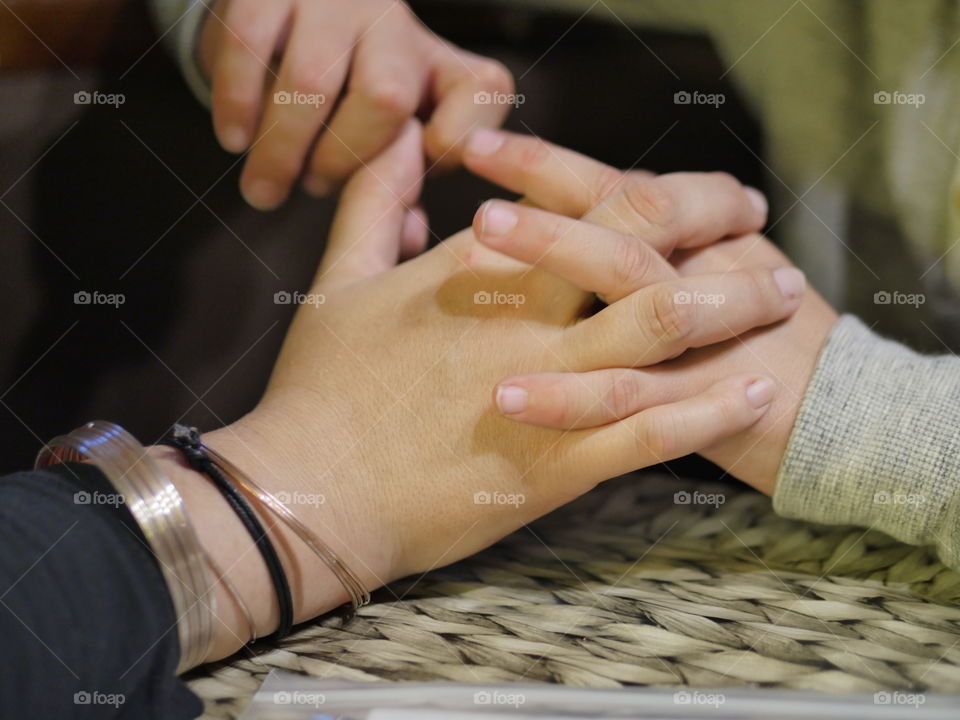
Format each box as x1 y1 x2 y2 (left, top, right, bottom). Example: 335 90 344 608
162 424 294 640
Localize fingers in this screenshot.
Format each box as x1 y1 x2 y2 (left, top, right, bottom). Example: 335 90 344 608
573 375 776 479
463 129 632 217
495 369 774 431
304 7 424 195
239 2 351 210
463 129 766 257
556 267 806 371
584 172 767 256
493 368 684 429
472 200 675 302
317 120 425 290
423 49 515 170
209 0 293 153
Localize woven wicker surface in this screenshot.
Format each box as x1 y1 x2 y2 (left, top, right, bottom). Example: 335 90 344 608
188 473 960 719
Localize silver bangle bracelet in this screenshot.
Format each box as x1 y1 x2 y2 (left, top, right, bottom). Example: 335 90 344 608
35 421 216 673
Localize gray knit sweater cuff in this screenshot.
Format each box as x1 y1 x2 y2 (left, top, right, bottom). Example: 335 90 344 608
148 0 212 107
773 315 960 571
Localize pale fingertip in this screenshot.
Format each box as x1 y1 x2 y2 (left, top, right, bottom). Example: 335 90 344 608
303 175 333 198
773 267 806 301
465 127 505 157
218 124 249 154
242 179 284 211
745 377 776 410
496 385 528 415
480 201 518 237
745 186 768 219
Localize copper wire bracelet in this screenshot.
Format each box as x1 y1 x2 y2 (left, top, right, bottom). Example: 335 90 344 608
201 440 370 611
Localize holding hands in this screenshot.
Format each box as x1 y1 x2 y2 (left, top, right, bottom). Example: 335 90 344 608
195 121 829 658
462 129 838 493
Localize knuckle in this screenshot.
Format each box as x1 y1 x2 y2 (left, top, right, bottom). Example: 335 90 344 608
634 413 678 460
623 178 678 233
603 371 643 419
589 167 629 208
225 10 269 49
475 59 515 94
640 287 693 349
288 63 330 97
743 268 778 306
362 80 418 118
709 171 742 195
711 386 744 426
517 137 552 174
611 237 653 290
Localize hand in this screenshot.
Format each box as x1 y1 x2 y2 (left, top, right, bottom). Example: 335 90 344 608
463 129 839 494
171 120 799 659
198 0 515 209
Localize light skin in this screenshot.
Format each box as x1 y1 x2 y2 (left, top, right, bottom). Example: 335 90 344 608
146 121 807 663
197 0 515 210
461 128 840 494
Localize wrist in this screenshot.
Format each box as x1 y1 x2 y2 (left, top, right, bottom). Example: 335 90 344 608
161 404 392 660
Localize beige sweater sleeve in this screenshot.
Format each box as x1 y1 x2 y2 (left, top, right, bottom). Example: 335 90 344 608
773 315 960 570
148 0 212 106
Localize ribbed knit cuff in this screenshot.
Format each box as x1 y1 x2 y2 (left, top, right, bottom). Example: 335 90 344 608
773 315 960 570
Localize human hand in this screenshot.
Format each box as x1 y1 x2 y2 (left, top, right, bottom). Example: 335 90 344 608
463 129 839 494
187 119 802 657
198 0 515 210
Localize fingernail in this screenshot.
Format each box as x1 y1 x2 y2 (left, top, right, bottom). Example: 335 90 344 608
496 385 528 414
746 377 775 409
481 202 518 237
218 125 249 153
745 187 768 217
466 128 505 156
303 175 332 197
773 267 806 300
243 180 283 211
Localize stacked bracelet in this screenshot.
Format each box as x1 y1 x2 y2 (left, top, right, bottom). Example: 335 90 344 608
162 425 295 639
35 421 216 673
200 438 371 611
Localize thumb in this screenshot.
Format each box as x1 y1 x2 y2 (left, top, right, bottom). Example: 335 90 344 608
316 119 425 290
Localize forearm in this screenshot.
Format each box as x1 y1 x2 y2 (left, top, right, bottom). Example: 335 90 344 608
149 413 365 663
774 315 960 570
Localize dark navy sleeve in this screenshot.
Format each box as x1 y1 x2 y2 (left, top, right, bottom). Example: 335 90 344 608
0 462 203 719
